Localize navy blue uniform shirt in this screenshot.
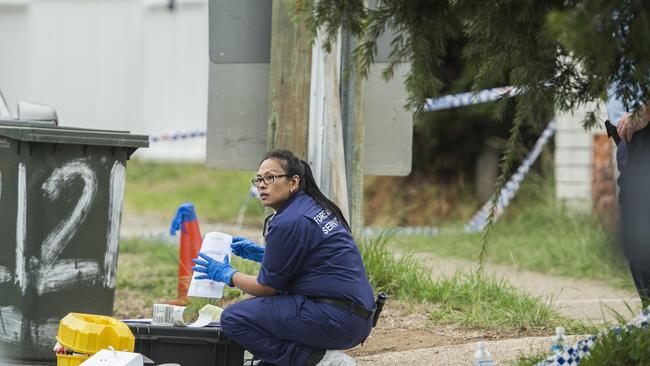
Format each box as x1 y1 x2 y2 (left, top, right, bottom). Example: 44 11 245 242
257 191 375 310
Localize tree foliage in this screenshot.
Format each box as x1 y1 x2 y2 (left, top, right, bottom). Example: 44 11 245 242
306 0 650 113
304 0 650 263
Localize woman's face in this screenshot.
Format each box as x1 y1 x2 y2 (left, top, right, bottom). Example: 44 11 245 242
255 158 300 210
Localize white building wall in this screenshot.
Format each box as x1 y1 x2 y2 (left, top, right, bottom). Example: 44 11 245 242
554 103 609 210
138 0 208 161
0 0 208 162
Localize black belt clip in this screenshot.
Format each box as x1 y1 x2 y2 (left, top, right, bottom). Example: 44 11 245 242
372 292 388 327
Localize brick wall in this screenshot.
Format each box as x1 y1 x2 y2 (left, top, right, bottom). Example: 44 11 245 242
591 133 617 223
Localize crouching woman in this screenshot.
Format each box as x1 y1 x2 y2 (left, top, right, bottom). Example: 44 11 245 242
192 149 375 366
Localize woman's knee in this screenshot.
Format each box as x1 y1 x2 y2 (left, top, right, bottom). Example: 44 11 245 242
220 304 245 336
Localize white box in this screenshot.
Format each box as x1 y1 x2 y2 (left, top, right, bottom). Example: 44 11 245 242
80 349 144 366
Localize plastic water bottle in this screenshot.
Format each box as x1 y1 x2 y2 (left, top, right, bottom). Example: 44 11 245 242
473 341 494 366
550 326 566 354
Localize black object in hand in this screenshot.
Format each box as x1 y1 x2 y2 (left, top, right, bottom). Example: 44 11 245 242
605 120 622 145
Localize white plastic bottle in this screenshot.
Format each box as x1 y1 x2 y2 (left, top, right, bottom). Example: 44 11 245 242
473 341 494 366
550 326 567 354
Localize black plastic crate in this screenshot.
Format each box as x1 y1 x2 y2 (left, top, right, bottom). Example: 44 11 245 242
126 322 245 366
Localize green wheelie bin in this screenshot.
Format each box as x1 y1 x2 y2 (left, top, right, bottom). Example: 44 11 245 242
0 119 148 363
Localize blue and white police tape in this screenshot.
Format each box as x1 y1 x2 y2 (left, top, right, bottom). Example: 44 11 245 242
464 120 557 233
147 86 519 145
149 129 207 144
536 336 597 366
362 120 555 237
424 86 518 112
535 307 650 366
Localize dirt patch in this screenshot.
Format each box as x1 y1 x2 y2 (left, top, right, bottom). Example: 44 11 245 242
114 292 543 357
363 176 475 226
349 301 545 357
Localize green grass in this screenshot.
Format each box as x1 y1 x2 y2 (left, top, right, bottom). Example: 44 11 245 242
116 238 261 317
359 232 589 332
508 354 549 366
123 161 629 287
117 239 179 300
579 326 650 366
124 160 264 223
395 177 631 287
119 162 622 331
115 234 582 333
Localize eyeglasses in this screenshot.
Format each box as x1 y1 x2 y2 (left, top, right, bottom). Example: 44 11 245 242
252 174 290 187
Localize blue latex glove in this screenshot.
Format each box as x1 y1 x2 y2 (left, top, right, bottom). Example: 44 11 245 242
231 236 265 263
191 253 238 287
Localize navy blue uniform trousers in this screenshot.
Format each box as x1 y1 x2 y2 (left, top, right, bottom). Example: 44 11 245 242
618 126 650 305
221 295 373 366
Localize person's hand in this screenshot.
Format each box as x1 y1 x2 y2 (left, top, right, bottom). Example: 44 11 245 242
191 253 238 286
231 236 265 263
617 112 650 143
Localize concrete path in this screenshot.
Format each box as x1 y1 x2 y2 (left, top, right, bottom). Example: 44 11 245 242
357 335 583 366
354 254 641 365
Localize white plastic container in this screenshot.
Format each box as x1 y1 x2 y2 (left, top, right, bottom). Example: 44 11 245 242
80 349 144 366
550 326 567 353
473 341 494 366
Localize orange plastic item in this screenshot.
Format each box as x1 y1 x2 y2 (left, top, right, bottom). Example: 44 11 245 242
169 203 203 305
176 219 202 302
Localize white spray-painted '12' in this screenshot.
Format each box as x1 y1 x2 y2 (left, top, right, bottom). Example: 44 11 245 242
2 158 124 347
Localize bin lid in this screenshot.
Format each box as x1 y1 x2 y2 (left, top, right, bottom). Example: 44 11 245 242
57 313 135 355
0 119 149 148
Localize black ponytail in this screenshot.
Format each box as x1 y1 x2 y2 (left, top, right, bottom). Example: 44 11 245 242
261 149 351 232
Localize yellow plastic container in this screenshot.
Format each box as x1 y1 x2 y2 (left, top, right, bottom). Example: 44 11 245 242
56 353 89 366
56 313 135 355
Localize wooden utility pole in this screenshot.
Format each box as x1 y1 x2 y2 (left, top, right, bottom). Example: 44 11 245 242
267 0 312 154
267 0 361 233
